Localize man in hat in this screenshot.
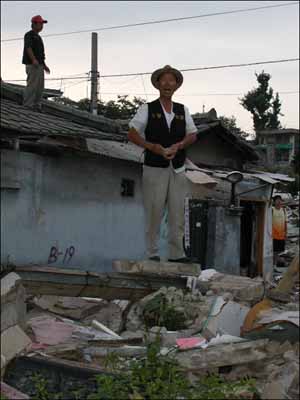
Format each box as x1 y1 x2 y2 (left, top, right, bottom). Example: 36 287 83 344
128 65 197 262
272 195 288 267
22 15 50 110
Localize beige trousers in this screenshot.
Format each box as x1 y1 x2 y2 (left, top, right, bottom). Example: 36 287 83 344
142 165 187 259
23 64 45 108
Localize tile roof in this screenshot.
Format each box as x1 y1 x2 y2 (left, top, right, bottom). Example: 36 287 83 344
0 98 124 141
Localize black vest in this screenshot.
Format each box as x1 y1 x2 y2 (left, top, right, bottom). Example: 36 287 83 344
144 99 186 169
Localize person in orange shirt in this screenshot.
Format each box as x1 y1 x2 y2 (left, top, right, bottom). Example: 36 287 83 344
272 195 288 267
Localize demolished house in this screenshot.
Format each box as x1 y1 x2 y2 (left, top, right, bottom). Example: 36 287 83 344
0 81 295 279
1 82 299 399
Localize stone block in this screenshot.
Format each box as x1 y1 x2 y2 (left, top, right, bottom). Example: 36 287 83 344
175 339 269 371
1 325 31 364
1 273 26 332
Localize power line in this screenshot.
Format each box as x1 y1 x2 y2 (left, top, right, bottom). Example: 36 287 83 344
1 2 298 42
99 91 300 97
4 57 299 83
101 58 300 78
5 76 89 82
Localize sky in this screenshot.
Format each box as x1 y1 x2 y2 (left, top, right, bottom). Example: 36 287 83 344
1 0 299 135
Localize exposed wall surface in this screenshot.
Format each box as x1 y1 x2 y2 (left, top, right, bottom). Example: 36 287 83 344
1 150 150 272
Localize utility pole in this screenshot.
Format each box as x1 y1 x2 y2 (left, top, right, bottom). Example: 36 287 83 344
90 32 99 115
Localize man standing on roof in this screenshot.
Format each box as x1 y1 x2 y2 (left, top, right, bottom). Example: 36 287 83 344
22 15 50 111
128 65 197 263
272 195 288 267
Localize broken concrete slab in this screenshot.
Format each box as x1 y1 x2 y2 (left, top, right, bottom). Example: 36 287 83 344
28 316 74 345
33 295 106 320
175 339 269 371
197 274 264 306
16 265 187 300
204 298 250 337
113 260 201 277
1 325 32 365
84 345 147 359
1 272 26 332
261 360 299 399
0 381 30 400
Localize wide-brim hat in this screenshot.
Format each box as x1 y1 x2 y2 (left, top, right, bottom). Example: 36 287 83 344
151 65 183 90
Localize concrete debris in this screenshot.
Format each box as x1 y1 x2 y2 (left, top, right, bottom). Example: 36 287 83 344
0 381 30 399
84 345 147 359
126 286 208 332
1 325 31 365
1 256 299 398
175 339 269 371
91 319 122 339
261 359 299 399
204 298 250 337
28 316 74 345
113 259 201 277
83 300 127 334
199 273 265 306
33 295 106 320
1 272 26 333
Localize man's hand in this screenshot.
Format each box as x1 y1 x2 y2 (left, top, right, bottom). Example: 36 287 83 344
44 65 50 74
151 144 168 158
165 142 183 159
32 58 39 66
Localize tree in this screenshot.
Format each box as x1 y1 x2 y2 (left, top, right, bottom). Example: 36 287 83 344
219 115 249 139
52 95 146 120
240 71 283 134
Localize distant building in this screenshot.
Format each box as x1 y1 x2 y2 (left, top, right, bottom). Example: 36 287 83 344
256 129 299 167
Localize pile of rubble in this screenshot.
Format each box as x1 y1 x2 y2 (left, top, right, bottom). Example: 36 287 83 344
1 257 299 399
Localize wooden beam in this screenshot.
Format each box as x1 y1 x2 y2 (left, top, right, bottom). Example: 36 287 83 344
15 265 187 301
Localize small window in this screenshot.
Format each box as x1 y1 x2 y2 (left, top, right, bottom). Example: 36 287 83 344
121 178 135 197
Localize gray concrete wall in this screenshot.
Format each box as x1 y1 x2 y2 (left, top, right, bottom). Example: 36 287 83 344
1 150 157 272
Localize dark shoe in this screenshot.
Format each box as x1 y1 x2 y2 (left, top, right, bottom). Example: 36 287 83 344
149 256 160 262
168 257 193 264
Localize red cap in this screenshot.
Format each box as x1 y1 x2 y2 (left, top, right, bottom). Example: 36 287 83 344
31 15 48 24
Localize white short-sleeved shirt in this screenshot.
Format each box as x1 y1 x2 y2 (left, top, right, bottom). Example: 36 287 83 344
129 100 197 173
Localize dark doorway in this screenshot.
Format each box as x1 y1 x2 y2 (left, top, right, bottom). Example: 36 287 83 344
240 201 256 277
